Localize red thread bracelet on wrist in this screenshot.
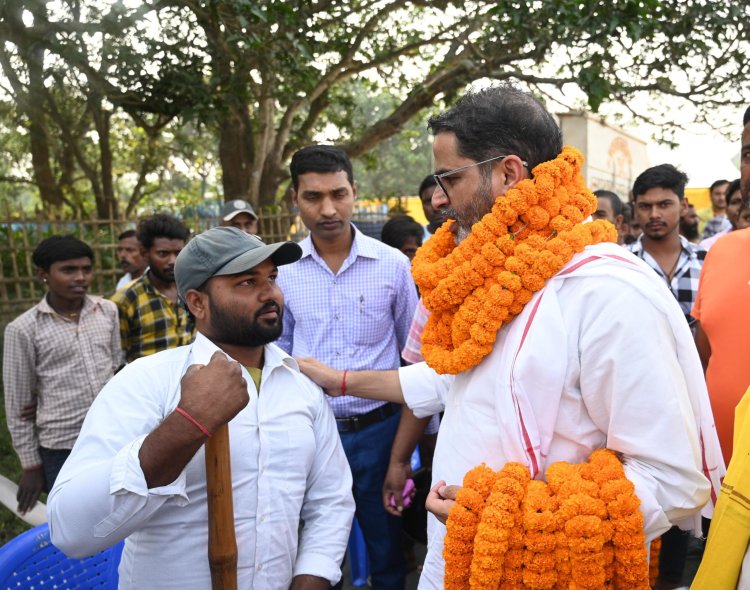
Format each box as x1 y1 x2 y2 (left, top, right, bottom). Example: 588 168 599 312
341 370 348 396
174 406 212 438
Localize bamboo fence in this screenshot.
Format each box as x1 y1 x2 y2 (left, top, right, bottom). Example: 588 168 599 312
0 202 388 326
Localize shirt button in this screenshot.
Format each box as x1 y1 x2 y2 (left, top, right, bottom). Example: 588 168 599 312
257 564 263 572
334 314 339 320
335 351 341 357
333 279 337 284
260 514 266 522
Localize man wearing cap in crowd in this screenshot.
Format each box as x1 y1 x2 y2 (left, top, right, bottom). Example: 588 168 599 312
48 226 355 589
221 199 260 235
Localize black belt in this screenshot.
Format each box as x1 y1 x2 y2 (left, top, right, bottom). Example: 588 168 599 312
336 403 400 433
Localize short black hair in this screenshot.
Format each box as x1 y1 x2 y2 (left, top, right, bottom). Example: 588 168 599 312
725 178 742 201
743 105 750 126
593 190 624 217
118 229 137 241
418 175 437 197
381 215 423 251
32 235 94 271
427 85 562 173
289 145 354 191
137 214 190 250
709 179 729 192
632 164 689 201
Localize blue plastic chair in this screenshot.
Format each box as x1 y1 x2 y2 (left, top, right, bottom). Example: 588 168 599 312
0 523 123 590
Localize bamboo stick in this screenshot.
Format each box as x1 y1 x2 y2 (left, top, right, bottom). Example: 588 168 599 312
205 423 238 590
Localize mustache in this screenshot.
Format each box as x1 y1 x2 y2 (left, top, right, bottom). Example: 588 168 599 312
255 301 281 318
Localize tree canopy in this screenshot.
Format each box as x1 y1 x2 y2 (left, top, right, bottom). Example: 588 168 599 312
0 0 748 216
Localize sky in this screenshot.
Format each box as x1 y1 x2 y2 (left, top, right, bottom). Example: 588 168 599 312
645 126 742 188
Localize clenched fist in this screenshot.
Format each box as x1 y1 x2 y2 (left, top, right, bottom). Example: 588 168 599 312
178 351 250 434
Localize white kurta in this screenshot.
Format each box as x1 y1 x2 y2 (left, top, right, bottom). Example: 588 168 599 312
399 242 724 590
48 333 354 589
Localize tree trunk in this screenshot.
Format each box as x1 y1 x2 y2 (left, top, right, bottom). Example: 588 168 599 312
20 4 65 210
27 118 66 209
219 104 254 202
93 104 118 218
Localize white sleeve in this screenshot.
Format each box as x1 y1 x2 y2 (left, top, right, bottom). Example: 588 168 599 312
294 386 355 585
398 362 452 418
576 284 710 540
48 361 187 558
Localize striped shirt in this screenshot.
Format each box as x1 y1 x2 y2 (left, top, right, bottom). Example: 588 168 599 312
277 226 418 417
111 272 195 363
402 299 430 364
628 235 706 323
3 296 121 468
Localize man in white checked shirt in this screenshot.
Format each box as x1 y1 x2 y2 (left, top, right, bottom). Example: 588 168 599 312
277 145 418 589
3 235 120 514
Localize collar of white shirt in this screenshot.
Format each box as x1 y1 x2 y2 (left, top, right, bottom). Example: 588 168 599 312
189 331 301 377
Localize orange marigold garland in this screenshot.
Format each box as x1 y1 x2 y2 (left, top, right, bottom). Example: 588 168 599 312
521 480 558 590
443 450 651 589
469 463 530 590
649 536 661 587
412 146 617 374
444 464 498 588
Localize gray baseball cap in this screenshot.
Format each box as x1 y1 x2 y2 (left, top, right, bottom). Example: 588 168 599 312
175 226 301 301
220 199 258 221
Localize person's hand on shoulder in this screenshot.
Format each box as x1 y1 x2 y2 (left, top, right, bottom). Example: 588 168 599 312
178 351 249 433
296 357 345 396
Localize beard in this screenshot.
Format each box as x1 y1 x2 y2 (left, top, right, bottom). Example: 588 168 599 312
443 173 496 243
149 264 174 283
680 219 700 241
208 298 283 347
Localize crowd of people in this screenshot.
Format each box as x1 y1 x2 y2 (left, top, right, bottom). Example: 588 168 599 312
2 85 749 589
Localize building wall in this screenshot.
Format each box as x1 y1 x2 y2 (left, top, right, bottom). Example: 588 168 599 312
558 112 650 202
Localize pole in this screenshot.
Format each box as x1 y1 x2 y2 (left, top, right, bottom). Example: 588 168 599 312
205 423 237 590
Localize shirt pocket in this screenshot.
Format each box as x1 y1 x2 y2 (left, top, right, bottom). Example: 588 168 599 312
353 289 391 347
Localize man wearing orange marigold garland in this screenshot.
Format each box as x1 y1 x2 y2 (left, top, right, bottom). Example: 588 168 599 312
297 85 724 589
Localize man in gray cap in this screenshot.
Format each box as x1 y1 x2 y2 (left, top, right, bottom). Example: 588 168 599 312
220 198 259 234
48 227 355 590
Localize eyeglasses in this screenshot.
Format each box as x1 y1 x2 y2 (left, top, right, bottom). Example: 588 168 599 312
433 154 529 198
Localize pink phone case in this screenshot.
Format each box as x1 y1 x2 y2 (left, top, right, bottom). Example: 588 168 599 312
389 478 416 508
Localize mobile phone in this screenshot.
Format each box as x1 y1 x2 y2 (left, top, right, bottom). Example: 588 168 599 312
388 478 416 508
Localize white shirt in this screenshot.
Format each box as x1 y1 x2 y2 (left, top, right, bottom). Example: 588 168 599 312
398 243 724 590
48 333 354 589
115 272 132 291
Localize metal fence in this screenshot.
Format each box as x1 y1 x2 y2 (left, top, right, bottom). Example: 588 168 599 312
0 203 390 326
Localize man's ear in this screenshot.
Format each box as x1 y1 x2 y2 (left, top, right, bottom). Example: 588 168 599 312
36 267 48 284
679 198 688 215
352 180 359 201
184 289 208 321
291 189 298 206
498 155 528 192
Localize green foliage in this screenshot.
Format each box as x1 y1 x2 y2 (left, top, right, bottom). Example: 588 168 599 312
347 86 434 198
0 0 748 213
